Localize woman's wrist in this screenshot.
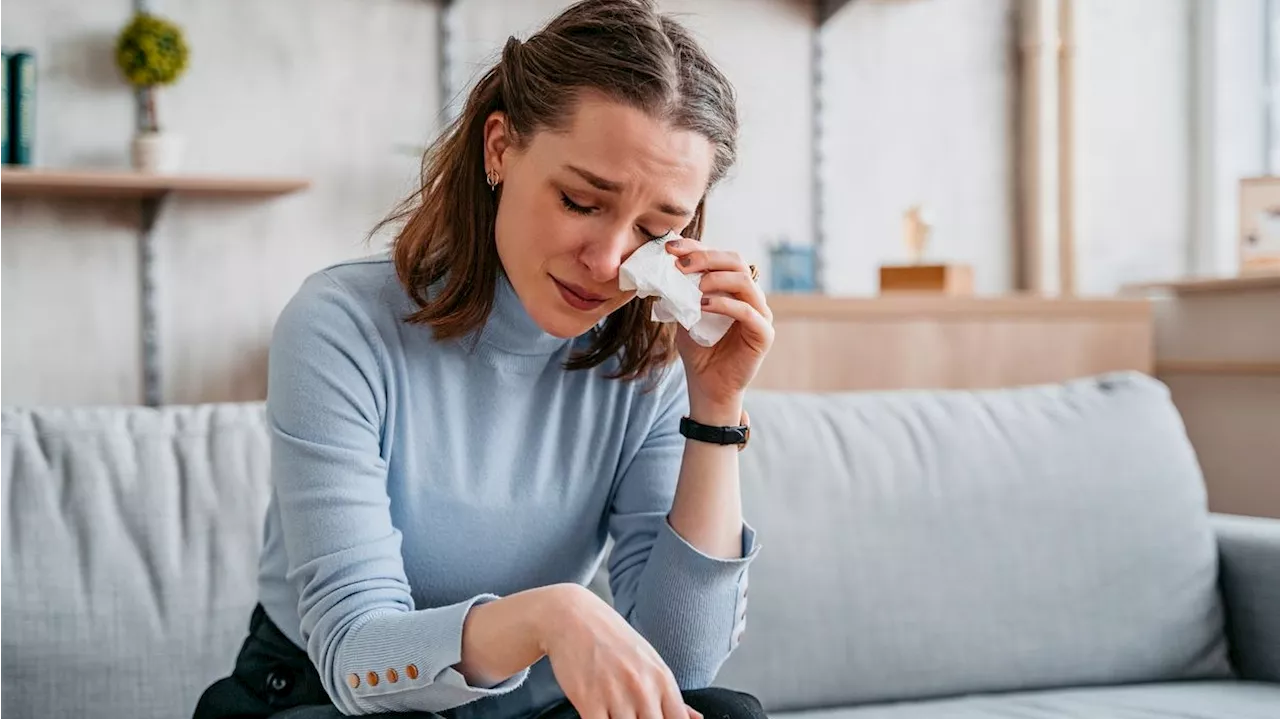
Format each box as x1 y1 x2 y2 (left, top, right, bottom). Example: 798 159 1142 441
459 584 585 685
687 392 745 428
533 583 595 654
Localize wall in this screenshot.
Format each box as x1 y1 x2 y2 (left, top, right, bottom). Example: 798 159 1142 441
1 0 1224 405
1074 0 1192 294
816 0 1203 296
2 0 439 406
2 0 145 405
820 0 1017 295
1198 0 1267 277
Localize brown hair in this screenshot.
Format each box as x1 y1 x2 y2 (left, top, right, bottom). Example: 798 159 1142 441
378 0 739 380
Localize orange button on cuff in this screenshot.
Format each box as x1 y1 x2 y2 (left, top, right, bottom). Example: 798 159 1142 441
405 664 420 680
346 674 360 690
386 668 400 683
367 671 380 687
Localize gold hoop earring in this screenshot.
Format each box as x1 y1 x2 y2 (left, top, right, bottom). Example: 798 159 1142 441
486 169 500 191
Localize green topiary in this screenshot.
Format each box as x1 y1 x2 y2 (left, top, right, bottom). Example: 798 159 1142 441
115 11 189 132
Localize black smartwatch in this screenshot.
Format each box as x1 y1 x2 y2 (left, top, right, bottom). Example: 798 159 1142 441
679 416 750 451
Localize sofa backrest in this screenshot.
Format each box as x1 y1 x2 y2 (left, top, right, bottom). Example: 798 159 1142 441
2 372 1233 718
715 371 1231 710
2 403 271 719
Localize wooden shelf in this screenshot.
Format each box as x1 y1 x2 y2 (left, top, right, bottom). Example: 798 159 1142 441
767 293 1151 321
1121 274 1280 295
1 167 311 199
1156 360 1280 376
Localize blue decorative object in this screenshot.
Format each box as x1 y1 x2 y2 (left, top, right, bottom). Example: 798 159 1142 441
769 241 818 293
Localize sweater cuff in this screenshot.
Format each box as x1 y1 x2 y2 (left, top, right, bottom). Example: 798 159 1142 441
659 519 760 568
647 519 760 646
333 595 529 713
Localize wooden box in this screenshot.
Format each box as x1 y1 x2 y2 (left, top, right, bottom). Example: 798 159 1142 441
878 264 973 295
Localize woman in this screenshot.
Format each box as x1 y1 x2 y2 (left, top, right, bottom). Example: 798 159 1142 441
195 1 773 717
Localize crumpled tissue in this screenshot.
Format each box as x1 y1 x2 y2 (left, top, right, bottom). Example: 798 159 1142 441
618 232 735 347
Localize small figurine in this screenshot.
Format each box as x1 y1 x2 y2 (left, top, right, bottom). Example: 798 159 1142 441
902 205 933 265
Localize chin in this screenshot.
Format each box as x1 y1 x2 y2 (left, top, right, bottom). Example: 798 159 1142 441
547 310 605 339
528 295 602 339
545 320 595 339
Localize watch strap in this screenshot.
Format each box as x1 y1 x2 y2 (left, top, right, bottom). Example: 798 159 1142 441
679 416 750 450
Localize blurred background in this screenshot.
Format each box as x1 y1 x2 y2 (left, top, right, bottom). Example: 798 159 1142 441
2 0 1276 408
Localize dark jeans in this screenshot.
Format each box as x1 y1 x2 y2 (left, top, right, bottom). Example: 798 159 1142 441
194 605 766 719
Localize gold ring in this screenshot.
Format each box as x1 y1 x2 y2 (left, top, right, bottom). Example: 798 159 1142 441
748 264 759 283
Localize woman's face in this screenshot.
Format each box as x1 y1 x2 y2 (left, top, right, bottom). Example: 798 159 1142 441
484 93 714 339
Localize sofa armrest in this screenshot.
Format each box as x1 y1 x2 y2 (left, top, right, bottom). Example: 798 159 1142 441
1212 513 1280 682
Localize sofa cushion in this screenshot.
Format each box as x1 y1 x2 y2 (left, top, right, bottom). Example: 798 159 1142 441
717 372 1231 711
2 403 271 719
772 681 1280 719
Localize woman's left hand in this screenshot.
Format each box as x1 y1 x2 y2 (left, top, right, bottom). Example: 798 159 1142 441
665 238 774 422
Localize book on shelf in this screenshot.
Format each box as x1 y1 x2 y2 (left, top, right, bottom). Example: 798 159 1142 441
2 51 9 164
4 49 36 166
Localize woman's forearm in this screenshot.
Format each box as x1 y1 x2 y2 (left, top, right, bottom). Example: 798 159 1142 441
456 584 572 685
666 395 746 560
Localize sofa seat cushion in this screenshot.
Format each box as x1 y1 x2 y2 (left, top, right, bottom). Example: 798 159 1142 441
774 681 1280 719
717 373 1231 710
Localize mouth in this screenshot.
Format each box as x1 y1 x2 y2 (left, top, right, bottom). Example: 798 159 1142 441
551 276 609 311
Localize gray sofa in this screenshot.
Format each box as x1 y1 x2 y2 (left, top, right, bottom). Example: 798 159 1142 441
4 371 1278 718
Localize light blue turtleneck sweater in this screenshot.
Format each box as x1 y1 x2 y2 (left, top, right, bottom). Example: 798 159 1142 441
257 255 758 718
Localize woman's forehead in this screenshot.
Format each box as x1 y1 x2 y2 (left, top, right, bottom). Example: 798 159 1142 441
532 98 713 197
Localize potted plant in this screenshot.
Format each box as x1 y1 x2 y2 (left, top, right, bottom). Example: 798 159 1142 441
115 11 189 172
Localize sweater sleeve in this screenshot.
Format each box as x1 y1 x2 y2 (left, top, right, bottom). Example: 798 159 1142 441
266 273 528 715
606 363 760 689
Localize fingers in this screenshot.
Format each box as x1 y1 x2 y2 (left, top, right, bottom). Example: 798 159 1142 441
609 672 675 719
686 706 704 719
548 595 689 719
663 239 772 325
665 241 749 275
659 677 687 719
637 694 666 719
700 295 775 351
697 268 772 323
631 671 666 719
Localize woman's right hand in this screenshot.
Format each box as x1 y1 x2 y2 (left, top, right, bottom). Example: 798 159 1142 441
541 584 703 719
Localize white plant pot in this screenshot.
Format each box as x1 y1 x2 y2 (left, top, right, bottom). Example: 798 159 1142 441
131 132 184 173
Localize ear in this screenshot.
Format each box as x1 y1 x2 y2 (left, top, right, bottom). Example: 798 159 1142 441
483 111 512 179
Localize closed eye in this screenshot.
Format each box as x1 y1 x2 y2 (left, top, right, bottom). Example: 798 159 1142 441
560 193 597 216
561 192 666 241
639 227 667 242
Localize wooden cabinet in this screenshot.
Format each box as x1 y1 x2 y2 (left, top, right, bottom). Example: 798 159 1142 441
1125 275 1280 519
755 294 1153 392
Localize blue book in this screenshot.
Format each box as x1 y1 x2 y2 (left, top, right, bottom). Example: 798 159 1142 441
9 50 35 166
2 51 9 164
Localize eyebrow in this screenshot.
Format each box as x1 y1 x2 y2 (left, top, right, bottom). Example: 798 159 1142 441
565 164 692 218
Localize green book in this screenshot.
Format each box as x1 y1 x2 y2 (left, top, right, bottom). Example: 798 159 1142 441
9 50 35 166
2 51 9 164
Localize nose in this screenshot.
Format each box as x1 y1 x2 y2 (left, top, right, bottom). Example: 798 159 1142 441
577 223 634 285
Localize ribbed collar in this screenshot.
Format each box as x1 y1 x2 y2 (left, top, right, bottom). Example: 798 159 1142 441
472 273 574 370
